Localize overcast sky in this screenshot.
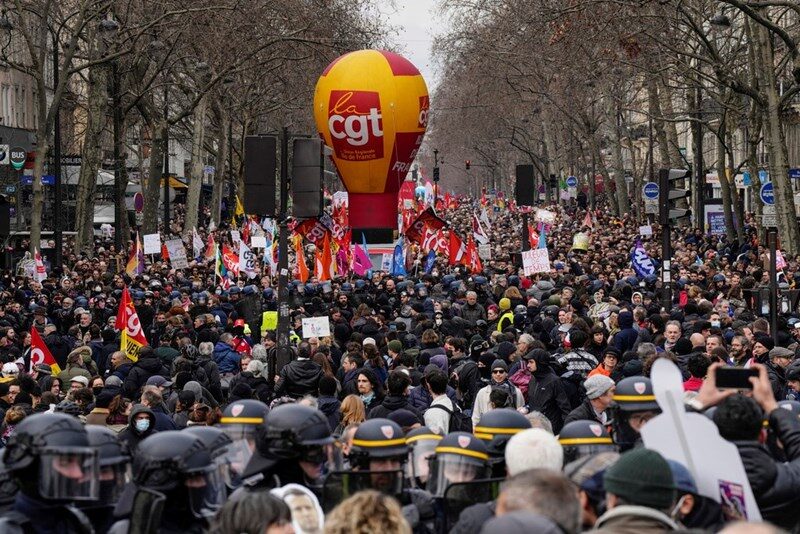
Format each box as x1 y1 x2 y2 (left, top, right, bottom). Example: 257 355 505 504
388 0 442 91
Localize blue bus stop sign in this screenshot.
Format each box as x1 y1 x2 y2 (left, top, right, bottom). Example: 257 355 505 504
642 182 660 200
760 182 775 205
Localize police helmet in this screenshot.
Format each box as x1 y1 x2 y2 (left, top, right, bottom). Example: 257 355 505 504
474 408 532 456
219 399 269 441
405 426 442 487
428 432 490 497
3 413 99 501
86 426 130 505
349 418 408 466
613 376 660 412
558 419 618 465
184 426 236 489
133 431 226 519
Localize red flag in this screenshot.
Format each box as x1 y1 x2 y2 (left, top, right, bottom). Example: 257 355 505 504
295 236 309 283
448 231 465 266
466 237 482 272
161 243 169 260
406 207 447 244
529 224 538 249
222 245 240 276
30 326 61 374
315 232 334 281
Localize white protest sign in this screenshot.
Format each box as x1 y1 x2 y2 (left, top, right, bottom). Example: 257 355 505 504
251 236 267 249
164 239 189 269
230 230 241 243
642 359 760 521
535 209 556 225
142 233 162 255
639 225 653 236
478 243 492 261
302 316 331 338
380 253 392 272
332 191 348 206
522 248 550 276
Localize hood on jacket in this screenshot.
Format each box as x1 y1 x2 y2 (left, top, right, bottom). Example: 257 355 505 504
618 311 634 329
317 396 340 416
128 404 156 436
136 353 164 373
67 346 91 365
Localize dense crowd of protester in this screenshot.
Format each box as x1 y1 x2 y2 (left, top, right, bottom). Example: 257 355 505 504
0 192 796 533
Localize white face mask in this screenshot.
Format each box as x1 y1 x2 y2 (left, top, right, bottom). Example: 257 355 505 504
134 419 150 432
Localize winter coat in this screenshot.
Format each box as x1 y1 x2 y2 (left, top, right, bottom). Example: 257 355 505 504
340 368 360 400
612 313 639 355
122 354 170 399
471 380 525 428
117 405 157 451
449 356 483 411
564 398 603 426
460 303 486 325
407 383 458 412
212 341 241 374
589 505 679 533
525 352 572 433
318 395 341 433
735 407 800 530
274 359 322 399
367 395 424 423
57 364 92 385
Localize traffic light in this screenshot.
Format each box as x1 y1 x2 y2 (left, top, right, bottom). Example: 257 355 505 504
243 135 278 216
291 138 324 218
658 168 691 224
432 166 439 182
465 160 471 170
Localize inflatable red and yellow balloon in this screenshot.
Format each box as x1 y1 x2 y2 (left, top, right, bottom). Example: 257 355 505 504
314 50 429 237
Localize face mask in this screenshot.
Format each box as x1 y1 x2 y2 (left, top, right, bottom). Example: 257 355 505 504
92 386 103 396
134 419 150 433
711 321 721 328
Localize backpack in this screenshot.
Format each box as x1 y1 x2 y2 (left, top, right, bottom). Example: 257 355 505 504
490 381 519 408
509 368 531 398
428 403 473 433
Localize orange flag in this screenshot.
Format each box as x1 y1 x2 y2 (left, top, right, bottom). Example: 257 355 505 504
30 326 61 374
295 236 309 283
315 232 334 281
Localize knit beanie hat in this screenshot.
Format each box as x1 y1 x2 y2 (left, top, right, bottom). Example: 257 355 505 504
387 340 403 354
584 375 615 400
604 448 676 509
754 333 775 352
673 337 693 356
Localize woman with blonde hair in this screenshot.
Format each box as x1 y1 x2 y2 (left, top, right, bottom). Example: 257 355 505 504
334 394 365 435
324 490 411 534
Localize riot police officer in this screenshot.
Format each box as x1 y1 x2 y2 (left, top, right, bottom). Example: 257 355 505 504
184 426 235 491
218 398 269 484
427 431 492 531
112 431 226 533
239 403 338 492
473 408 531 476
611 376 661 451
0 413 98 533
405 426 443 488
326 418 436 532
83 426 130 532
559 419 618 465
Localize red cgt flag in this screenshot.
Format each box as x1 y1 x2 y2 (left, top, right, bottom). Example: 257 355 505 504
30 325 61 374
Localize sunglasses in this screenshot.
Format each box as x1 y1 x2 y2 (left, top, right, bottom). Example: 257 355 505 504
492 369 507 374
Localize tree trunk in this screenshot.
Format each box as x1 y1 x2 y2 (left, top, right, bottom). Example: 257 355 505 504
715 115 737 243
726 129 745 245
610 104 629 217
210 106 227 227
115 117 130 249
659 80 684 168
142 121 166 235
753 17 800 254
75 59 109 256
183 94 208 237
29 140 49 255
648 74 670 169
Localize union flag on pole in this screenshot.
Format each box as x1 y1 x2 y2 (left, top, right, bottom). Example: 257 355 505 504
116 287 148 362
29 326 61 374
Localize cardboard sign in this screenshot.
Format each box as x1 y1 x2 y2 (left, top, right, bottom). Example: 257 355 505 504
251 236 267 249
380 253 392 272
639 225 653 236
142 233 161 255
230 230 241 243
535 209 556 225
522 248 550 276
478 243 492 260
164 239 189 269
302 316 331 338
572 232 589 251
642 359 760 521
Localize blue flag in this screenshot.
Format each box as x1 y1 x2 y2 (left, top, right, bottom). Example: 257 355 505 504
362 232 372 278
424 249 436 274
631 239 656 278
392 238 407 276
538 226 547 249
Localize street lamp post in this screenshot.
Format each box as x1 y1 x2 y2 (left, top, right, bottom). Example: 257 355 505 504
163 83 170 236
52 33 63 268
99 17 121 250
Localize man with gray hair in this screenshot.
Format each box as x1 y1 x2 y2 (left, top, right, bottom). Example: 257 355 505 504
494 469 581 534
461 291 486 325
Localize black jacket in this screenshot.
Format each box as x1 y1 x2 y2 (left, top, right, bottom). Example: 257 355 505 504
736 407 800 530
450 356 482 411
564 398 603 426
525 357 571 433
367 395 424 423
123 354 170 400
274 359 322 399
